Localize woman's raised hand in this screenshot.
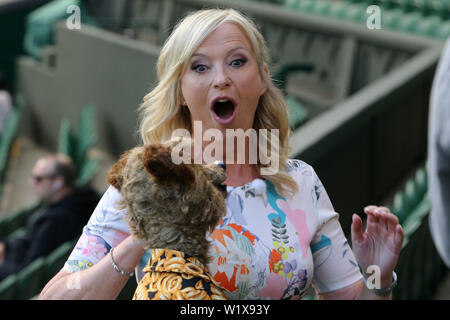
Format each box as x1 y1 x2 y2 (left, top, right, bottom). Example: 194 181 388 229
351 205 404 287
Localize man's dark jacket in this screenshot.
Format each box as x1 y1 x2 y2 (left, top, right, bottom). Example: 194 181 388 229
0 187 100 280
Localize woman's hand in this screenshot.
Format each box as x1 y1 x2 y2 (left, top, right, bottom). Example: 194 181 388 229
351 205 404 287
39 234 147 300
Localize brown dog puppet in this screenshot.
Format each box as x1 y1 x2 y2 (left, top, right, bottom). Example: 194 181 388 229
107 137 228 300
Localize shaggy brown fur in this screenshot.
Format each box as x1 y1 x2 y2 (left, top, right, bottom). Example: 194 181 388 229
107 137 228 266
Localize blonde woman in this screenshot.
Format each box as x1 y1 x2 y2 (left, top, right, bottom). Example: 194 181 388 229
40 8 403 300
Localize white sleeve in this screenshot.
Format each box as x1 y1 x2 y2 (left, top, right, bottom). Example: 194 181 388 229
62 186 130 272
309 168 363 293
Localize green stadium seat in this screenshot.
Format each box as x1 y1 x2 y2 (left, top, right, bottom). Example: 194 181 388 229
378 0 396 10
392 192 410 224
0 274 18 300
415 167 427 196
273 62 315 93
329 1 351 19
16 257 46 300
436 21 450 40
408 0 430 15
7 227 26 239
415 15 442 37
343 3 367 23
58 118 75 159
58 104 99 186
75 104 97 167
390 166 429 226
0 96 23 197
272 62 314 129
75 105 98 186
44 240 76 284
285 95 309 129
297 0 316 13
391 183 447 300
382 8 405 30
24 0 100 60
312 0 332 16
402 193 430 237
0 201 42 238
284 0 300 10
76 158 99 187
427 0 448 17
396 12 422 33
404 179 421 209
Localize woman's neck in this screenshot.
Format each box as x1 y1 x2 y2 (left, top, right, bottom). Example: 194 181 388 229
224 163 260 187
191 131 261 186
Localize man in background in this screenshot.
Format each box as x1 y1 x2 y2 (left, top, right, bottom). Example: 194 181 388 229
0 154 100 280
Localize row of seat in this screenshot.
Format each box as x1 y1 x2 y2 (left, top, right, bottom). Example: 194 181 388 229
0 95 24 201
58 103 99 187
0 104 100 239
393 192 447 299
0 201 42 239
0 236 137 300
386 165 447 299
283 0 450 40
273 63 316 129
0 103 102 299
0 239 76 299
390 167 428 225
303 164 445 300
348 0 450 17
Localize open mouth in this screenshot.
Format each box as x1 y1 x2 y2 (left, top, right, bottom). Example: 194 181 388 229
211 97 237 124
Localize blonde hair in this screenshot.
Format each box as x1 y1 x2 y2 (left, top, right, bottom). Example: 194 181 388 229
138 8 298 198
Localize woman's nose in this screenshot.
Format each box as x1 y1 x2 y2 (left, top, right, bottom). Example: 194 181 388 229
213 68 231 89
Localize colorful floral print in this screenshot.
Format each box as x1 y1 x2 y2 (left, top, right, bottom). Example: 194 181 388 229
63 159 363 298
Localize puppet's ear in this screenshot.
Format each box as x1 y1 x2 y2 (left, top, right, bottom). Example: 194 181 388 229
142 144 195 185
107 150 131 191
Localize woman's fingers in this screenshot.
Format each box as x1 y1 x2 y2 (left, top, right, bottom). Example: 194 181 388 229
351 213 364 243
394 224 405 249
362 205 404 248
364 205 400 233
364 206 380 234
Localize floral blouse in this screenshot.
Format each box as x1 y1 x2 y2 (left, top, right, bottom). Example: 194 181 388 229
63 159 363 299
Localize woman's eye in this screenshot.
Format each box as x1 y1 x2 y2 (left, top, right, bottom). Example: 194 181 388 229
192 64 208 73
230 59 247 67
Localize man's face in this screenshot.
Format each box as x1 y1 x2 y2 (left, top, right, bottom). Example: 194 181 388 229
29 158 59 202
